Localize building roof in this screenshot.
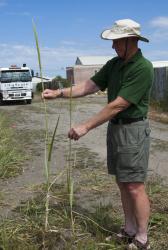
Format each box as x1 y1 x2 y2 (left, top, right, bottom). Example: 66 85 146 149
32 76 52 83
74 56 168 68
152 61 168 68
75 56 112 66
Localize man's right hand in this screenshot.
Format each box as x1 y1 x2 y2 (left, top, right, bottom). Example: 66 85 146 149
42 89 61 99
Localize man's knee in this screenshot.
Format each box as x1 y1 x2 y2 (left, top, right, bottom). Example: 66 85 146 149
123 183 145 198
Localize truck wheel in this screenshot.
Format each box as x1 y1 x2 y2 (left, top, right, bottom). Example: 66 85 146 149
0 95 3 105
26 99 32 104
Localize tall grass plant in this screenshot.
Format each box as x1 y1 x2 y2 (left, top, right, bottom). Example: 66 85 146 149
33 20 60 232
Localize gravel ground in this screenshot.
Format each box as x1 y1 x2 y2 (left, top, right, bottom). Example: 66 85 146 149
0 95 168 217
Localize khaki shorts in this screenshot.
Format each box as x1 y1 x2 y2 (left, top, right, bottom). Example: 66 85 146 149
107 120 151 182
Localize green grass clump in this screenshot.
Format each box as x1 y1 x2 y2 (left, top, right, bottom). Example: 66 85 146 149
0 114 24 178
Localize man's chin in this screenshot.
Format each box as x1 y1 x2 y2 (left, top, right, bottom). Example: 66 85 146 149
119 55 125 59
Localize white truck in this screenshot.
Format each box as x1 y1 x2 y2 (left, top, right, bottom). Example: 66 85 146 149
0 64 33 104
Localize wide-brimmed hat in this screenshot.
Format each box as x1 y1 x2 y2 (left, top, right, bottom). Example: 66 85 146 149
101 19 149 42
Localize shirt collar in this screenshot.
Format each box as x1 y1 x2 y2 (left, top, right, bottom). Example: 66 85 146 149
127 49 142 63
119 49 142 69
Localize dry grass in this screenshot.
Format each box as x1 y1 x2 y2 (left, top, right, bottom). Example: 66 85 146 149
0 114 24 178
0 173 167 249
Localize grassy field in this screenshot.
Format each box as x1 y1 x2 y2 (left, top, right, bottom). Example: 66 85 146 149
0 109 168 249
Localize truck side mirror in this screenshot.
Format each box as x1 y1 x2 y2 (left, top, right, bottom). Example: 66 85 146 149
31 70 34 77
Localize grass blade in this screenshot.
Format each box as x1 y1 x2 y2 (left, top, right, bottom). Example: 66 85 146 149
70 180 73 210
32 19 49 181
32 19 42 81
70 180 74 233
32 19 50 232
48 115 60 162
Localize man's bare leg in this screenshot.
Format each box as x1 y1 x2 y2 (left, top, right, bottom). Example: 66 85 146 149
118 182 150 244
117 182 137 236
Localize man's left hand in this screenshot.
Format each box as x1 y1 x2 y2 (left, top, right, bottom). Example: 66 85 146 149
68 124 88 140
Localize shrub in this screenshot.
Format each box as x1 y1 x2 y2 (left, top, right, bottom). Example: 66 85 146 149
36 76 71 92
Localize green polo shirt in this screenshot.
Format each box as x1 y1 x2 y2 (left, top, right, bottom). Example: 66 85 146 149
91 49 154 118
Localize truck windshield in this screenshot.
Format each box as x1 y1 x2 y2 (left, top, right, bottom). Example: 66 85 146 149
1 70 32 83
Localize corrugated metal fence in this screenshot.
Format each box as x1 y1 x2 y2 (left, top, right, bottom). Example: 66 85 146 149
151 67 168 102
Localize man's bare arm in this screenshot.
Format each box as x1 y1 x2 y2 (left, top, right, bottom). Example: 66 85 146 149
68 96 131 140
42 79 100 99
83 96 130 130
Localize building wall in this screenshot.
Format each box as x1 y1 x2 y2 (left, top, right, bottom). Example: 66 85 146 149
66 65 103 85
32 77 51 92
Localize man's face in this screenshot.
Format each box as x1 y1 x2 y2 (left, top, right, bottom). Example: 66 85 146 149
112 38 127 58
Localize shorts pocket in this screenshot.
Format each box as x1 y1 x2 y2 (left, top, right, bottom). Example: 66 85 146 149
117 145 139 153
117 145 142 172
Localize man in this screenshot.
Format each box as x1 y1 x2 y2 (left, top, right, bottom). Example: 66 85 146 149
42 19 153 250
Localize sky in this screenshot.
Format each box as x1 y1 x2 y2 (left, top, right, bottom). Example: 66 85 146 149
0 0 168 77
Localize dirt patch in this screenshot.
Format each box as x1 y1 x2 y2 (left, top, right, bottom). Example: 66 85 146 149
149 106 168 124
